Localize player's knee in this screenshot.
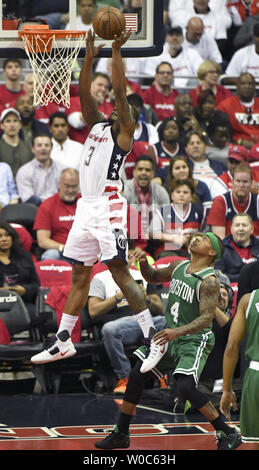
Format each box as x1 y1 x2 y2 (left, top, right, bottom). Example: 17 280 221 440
175 374 196 401
72 264 91 288
174 374 208 409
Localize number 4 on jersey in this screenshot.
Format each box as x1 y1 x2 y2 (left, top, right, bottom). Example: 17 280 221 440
170 301 179 323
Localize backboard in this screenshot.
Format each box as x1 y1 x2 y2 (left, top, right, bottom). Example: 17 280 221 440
0 0 163 58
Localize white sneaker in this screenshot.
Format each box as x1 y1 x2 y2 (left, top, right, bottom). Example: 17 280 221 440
31 330 76 364
140 339 168 373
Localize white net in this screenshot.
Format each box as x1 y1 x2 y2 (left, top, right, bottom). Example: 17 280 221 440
21 32 86 108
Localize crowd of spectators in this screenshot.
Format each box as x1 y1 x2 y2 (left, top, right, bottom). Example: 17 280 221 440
1 0 259 395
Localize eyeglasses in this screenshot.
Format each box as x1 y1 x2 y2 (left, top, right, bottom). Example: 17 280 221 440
157 71 173 75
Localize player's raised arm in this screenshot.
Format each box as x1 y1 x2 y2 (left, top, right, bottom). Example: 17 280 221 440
111 30 135 151
79 31 105 129
130 248 179 284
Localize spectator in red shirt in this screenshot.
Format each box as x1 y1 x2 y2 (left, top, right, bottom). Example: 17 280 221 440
0 59 24 114
124 140 156 180
227 0 259 23
189 60 232 107
142 61 179 122
33 168 81 260
22 72 60 125
207 162 259 239
217 73 259 149
210 144 250 199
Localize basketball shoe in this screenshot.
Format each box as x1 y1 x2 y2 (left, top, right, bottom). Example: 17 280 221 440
31 330 76 364
216 429 242 450
95 426 130 449
140 335 168 373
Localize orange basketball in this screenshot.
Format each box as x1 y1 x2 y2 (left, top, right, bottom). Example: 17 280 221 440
93 6 126 40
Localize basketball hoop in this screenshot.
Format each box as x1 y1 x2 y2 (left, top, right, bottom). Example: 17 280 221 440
19 25 86 108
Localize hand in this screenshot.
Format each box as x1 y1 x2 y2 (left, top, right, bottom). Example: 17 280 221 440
153 328 178 346
85 30 105 59
112 30 131 49
7 285 26 296
220 390 238 421
129 247 147 265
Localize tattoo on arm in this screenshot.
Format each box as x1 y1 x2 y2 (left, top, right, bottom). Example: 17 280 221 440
199 275 220 321
176 275 220 337
140 261 180 284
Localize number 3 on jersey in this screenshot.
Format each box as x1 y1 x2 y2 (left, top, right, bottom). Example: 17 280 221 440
84 146 95 165
170 301 179 324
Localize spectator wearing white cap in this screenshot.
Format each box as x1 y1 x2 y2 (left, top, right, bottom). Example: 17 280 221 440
0 108 33 177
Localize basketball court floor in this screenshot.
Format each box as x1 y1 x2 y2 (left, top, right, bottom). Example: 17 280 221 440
0 391 257 459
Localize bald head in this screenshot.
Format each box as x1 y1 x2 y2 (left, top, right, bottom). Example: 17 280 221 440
186 17 204 44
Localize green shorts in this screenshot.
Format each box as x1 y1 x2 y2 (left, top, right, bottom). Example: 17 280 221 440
240 367 259 443
134 330 215 385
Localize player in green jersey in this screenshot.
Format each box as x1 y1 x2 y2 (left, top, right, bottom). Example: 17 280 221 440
220 290 259 447
95 232 242 450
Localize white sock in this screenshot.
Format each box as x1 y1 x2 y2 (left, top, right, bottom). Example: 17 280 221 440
57 313 79 337
135 309 156 338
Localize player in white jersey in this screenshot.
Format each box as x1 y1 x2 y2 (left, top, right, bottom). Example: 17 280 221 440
31 30 167 371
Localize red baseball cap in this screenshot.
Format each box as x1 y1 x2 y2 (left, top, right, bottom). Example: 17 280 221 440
228 144 249 161
249 144 259 161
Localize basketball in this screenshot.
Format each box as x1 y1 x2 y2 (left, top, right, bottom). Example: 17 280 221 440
93 6 126 40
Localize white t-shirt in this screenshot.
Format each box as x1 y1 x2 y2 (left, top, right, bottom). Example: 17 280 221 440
143 44 203 88
66 17 93 32
191 159 218 192
89 267 146 305
169 6 228 40
225 45 259 78
185 32 222 63
51 138 83 171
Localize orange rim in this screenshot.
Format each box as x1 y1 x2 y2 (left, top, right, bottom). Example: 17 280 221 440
18 25 86 53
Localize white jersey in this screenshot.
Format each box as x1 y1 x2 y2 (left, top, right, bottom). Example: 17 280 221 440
79 122 131 198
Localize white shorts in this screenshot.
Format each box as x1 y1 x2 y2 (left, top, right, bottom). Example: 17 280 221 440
63 195 128 266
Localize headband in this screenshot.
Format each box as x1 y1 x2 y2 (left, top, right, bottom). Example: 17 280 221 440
205 232 222 260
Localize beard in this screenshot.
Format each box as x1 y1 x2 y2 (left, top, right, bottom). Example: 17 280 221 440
21 110 34 124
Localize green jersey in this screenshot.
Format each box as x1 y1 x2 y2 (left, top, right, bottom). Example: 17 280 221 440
245 289 259 362
166 260 215 332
